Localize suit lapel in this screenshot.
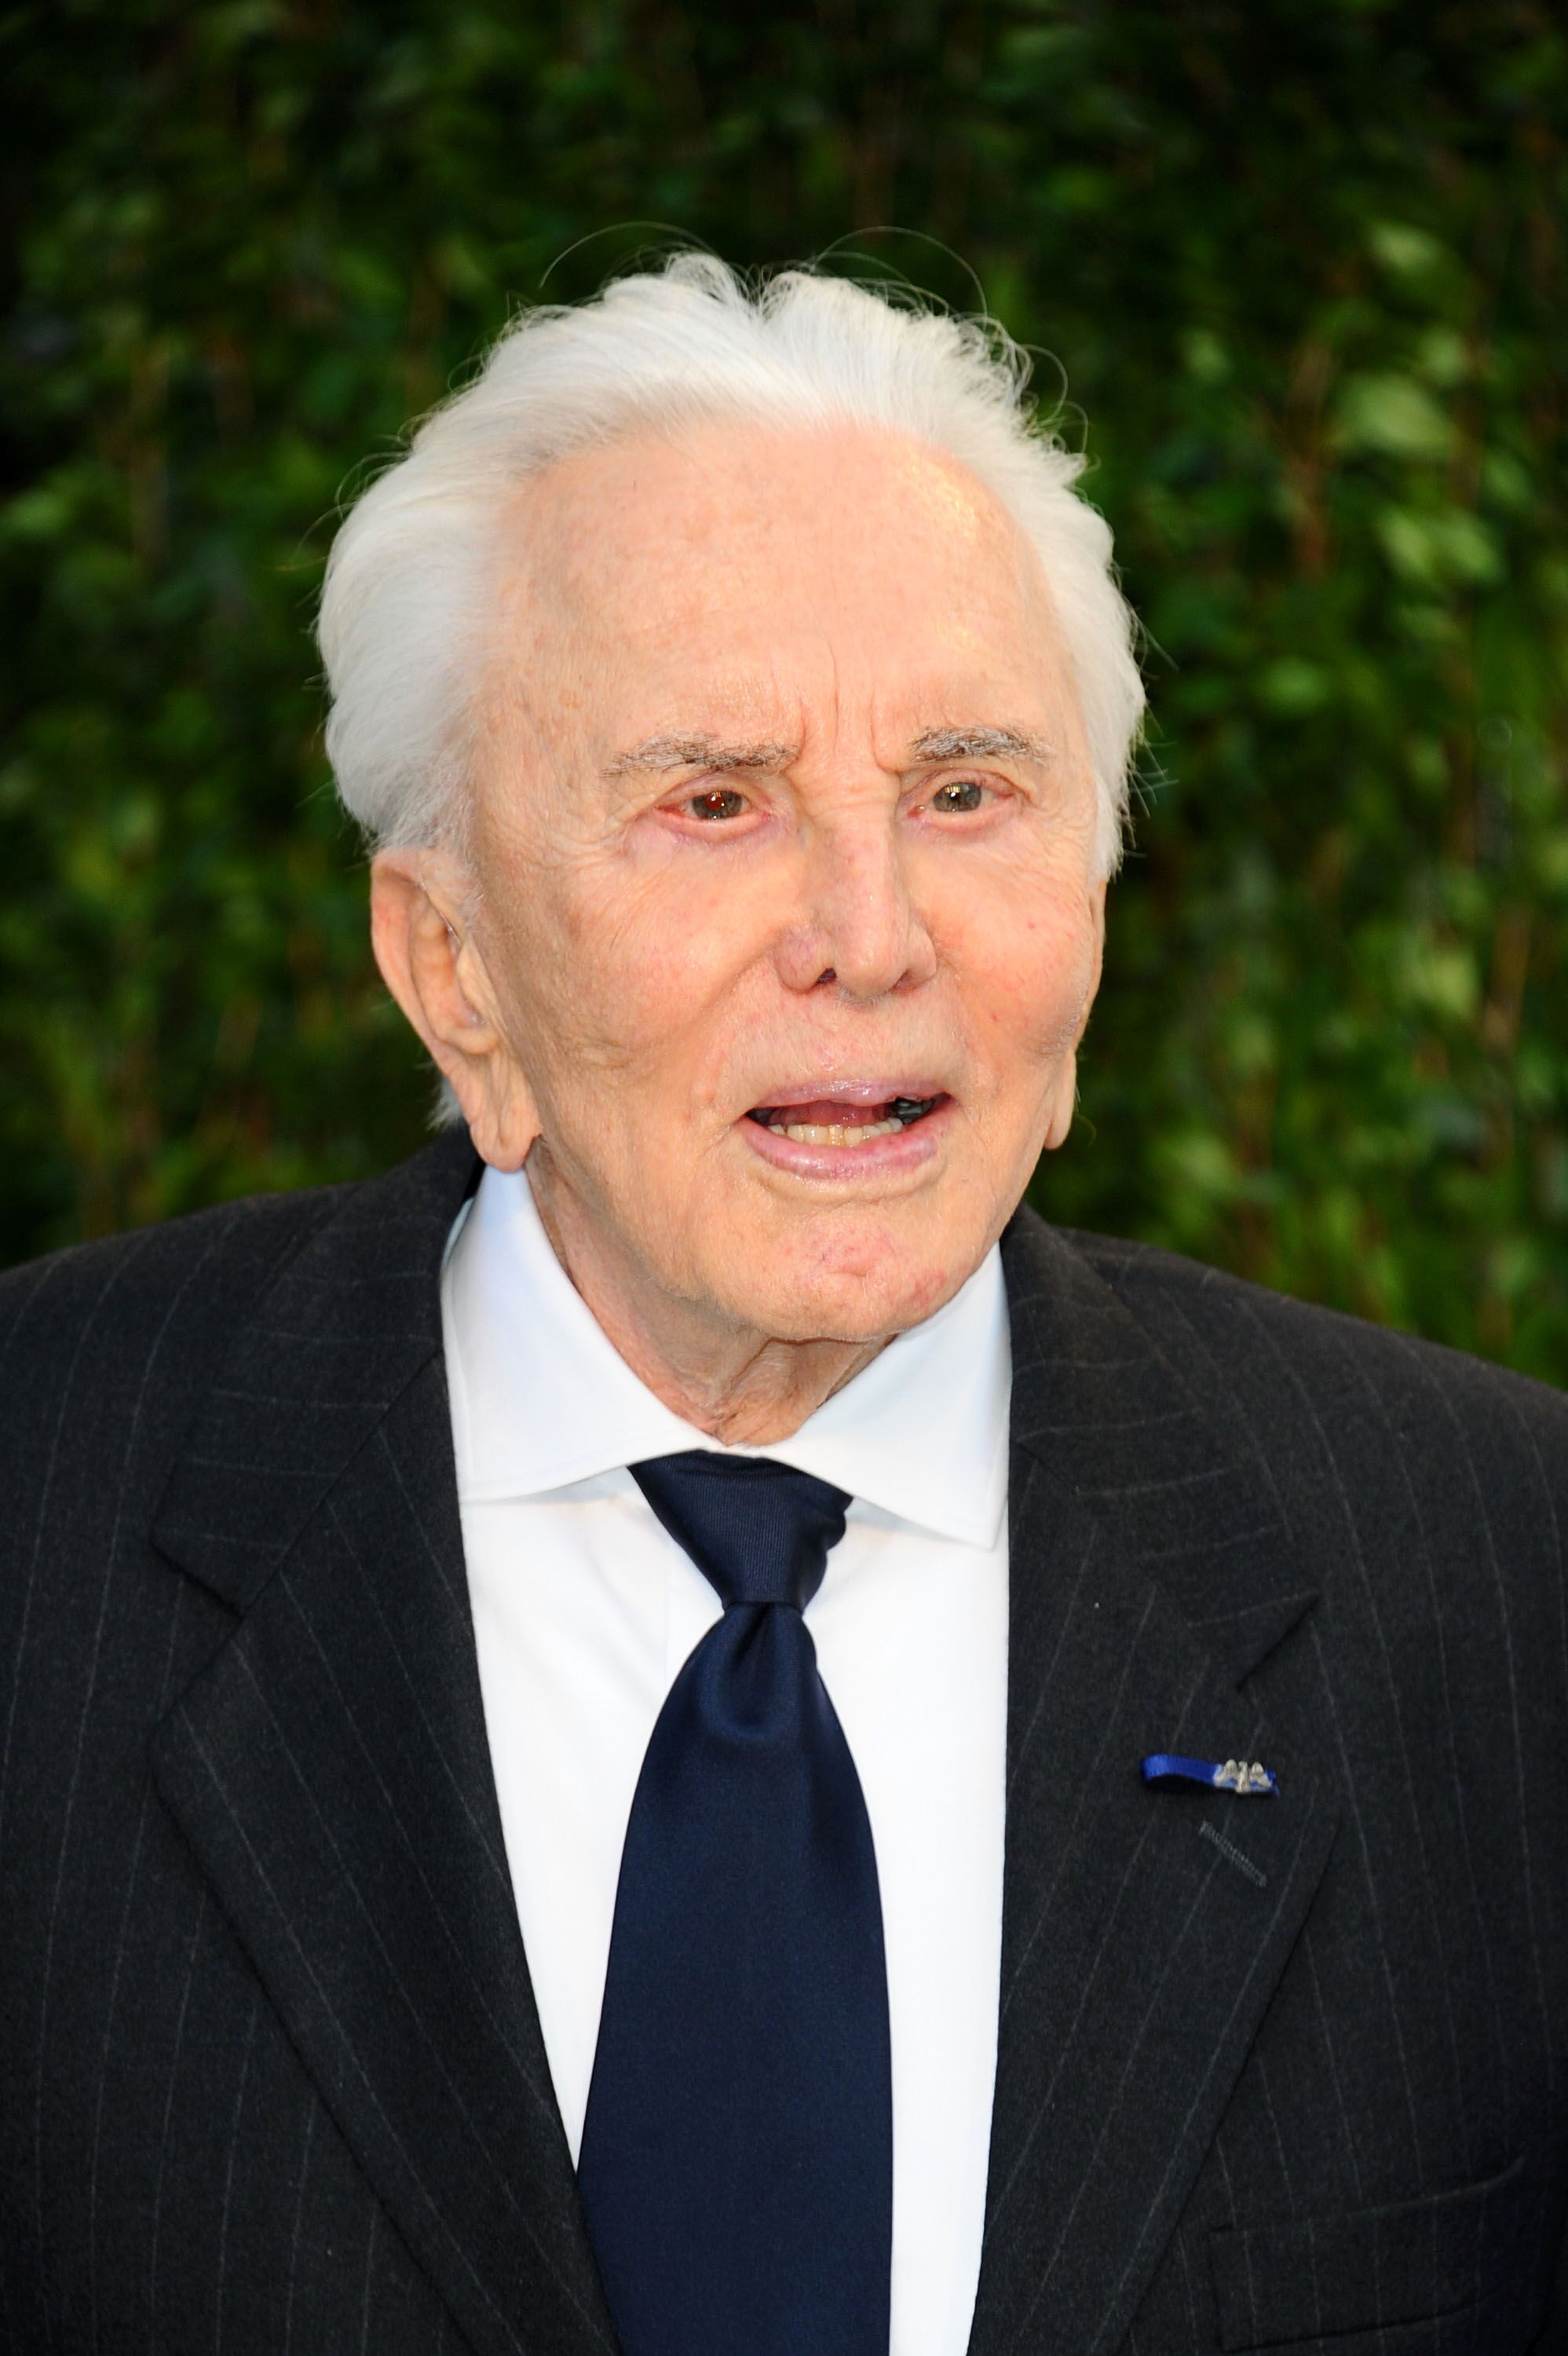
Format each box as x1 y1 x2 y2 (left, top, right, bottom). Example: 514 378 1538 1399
149 1134 616 2356
968 1216 1340 2356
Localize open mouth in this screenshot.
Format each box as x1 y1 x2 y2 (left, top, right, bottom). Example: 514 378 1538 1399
744 1094 947 1147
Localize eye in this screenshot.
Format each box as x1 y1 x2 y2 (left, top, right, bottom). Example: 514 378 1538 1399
927 777 989 814
684 787 749 821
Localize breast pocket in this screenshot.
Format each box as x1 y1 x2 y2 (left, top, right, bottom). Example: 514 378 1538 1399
1207 2153 1551 2352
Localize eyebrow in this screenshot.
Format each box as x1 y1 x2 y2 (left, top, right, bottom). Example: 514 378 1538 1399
907 726 1054 766
605 734 800 778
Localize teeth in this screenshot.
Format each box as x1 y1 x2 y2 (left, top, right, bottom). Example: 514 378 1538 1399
778 1118 904 1145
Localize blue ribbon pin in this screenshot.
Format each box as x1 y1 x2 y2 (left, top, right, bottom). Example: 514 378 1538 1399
1141 1753 1278 1796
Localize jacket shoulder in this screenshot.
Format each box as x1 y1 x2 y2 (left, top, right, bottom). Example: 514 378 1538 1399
0 1180 351 1381
0 1132 477 1524
1043 1216 1568 1491
0 1181 366 1553
0 1187 353 1711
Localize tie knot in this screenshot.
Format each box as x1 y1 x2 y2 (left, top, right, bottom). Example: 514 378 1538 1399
630 1451 850 1611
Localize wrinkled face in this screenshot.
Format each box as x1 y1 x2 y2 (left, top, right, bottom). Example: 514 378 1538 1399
466 418 1107 1344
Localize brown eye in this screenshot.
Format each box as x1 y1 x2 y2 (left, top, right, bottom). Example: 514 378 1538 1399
687 788 747 821
930 779 986 814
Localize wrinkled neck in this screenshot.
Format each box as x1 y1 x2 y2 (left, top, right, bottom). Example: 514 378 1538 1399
526 1154 889 1445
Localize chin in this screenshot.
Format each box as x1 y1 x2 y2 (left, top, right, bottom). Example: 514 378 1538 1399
717 1227 970 1346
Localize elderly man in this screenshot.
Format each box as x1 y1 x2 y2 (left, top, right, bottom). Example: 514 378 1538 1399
3 258 1566 2356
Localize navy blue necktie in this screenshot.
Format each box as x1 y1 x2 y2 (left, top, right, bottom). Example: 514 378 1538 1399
576 1451 893 2356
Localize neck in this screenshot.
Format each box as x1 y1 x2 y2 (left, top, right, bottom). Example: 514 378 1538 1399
525 1151 887 1447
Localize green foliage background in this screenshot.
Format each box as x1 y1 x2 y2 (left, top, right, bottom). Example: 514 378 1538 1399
3 0 1566 1377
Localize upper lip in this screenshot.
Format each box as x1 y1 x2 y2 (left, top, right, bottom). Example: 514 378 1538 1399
744 1077 951 1110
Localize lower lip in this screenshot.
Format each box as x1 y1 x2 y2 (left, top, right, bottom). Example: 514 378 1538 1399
737 1097 955 1182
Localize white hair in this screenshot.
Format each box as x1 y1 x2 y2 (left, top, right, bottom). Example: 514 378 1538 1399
318 254 1144 876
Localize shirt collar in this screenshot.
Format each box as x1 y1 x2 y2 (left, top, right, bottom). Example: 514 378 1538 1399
442 1163 1010 1549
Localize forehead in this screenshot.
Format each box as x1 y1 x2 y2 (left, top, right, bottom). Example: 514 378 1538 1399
497 418 1071 746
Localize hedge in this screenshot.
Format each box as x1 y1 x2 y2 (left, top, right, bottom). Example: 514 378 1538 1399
3 0 1566 1376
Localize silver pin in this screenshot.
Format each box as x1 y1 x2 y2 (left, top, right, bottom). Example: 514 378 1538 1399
1213 1758 1275 1794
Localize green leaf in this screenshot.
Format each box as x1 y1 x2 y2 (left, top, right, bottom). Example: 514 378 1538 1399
1334 374 1454 463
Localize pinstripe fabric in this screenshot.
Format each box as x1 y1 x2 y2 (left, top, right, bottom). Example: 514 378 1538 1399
972 1228 1568 2356
0 1173 467 2354
2 1131 1566 2354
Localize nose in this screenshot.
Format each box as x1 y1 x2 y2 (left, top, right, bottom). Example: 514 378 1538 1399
773 808 938 1000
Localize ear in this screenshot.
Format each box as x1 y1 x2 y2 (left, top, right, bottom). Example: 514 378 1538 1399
369 847 541 1170
1041 873 1108 1154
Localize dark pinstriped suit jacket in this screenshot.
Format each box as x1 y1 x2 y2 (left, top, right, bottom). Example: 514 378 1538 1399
4 1128 1568 2355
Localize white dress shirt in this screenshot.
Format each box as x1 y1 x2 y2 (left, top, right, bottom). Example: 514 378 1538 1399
442 1164 1010 2356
